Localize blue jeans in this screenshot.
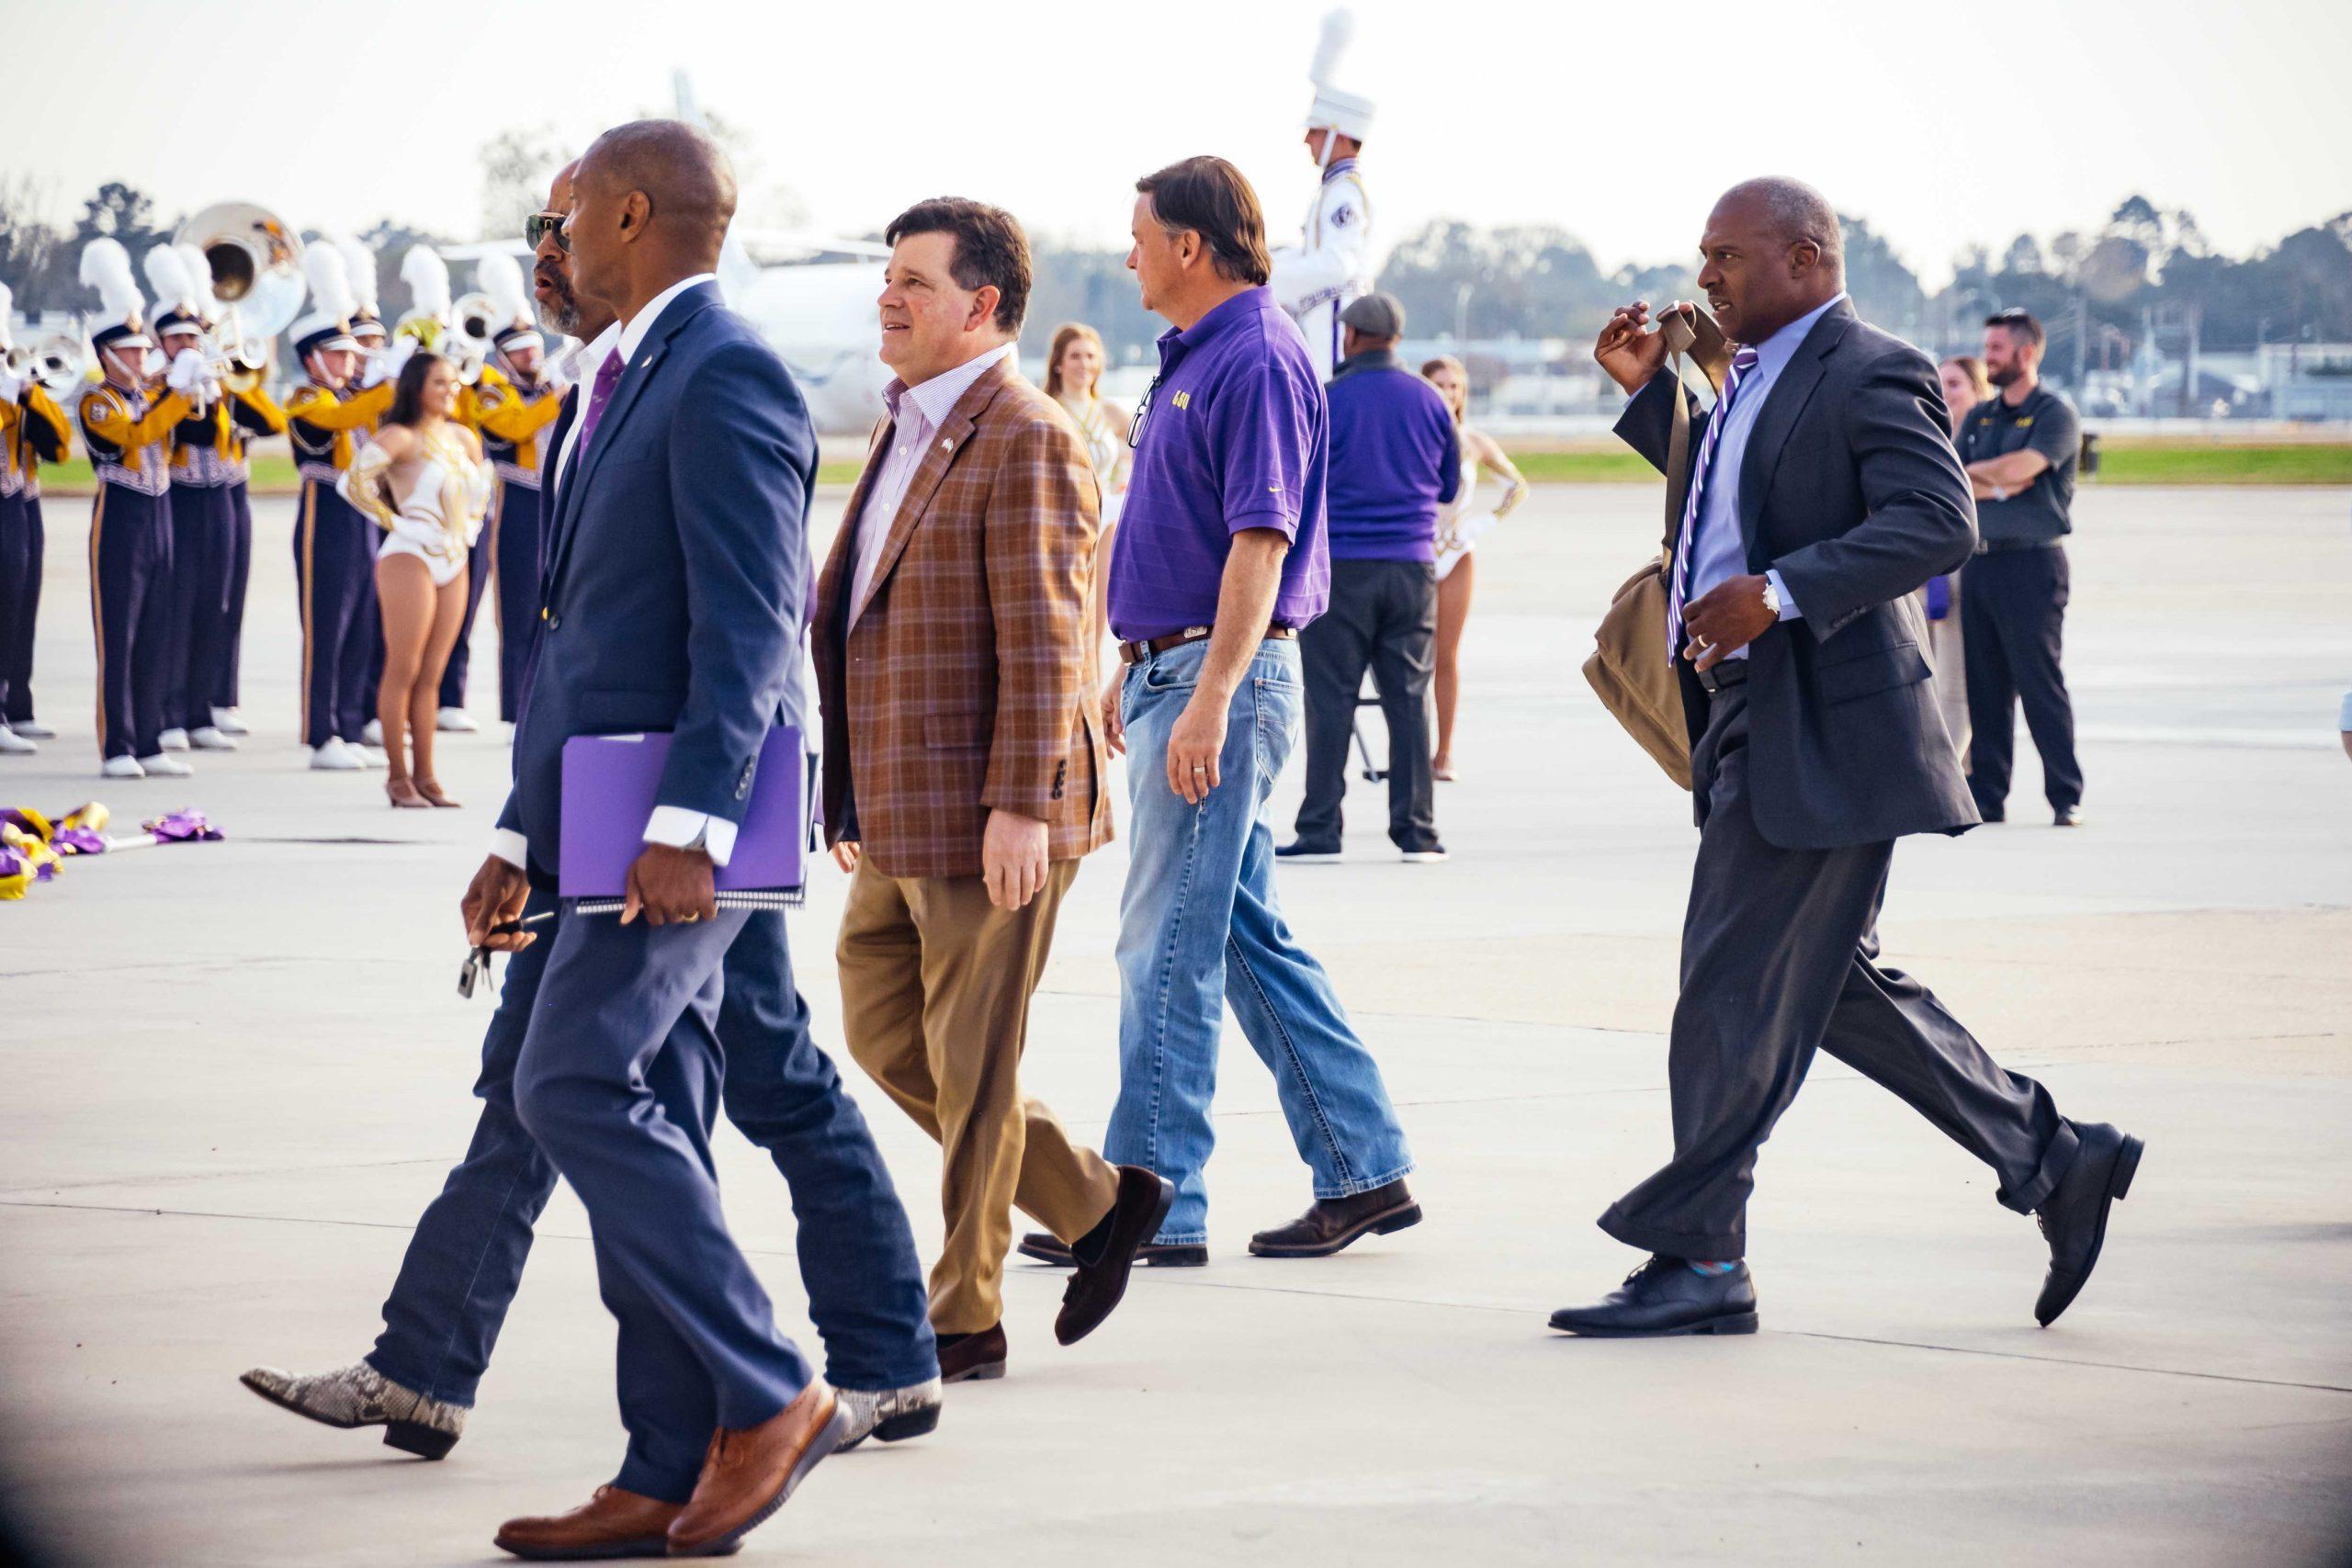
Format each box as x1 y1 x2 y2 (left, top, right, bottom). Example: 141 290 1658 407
368 902 935 1419
1104 637 1414 1246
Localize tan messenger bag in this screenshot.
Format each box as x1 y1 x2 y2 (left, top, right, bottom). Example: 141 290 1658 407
1580 307 1730 791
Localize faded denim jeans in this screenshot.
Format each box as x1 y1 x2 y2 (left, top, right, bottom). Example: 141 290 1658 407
1104 636 1414 1245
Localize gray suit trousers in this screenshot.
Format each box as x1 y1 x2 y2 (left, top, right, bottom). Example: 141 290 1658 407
1600 682 2080 1261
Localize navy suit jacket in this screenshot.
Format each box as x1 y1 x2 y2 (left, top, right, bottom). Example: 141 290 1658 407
497 280 817 884
1616 299 1981 850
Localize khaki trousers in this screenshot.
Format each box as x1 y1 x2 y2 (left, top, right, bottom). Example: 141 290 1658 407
838 856 1118 1334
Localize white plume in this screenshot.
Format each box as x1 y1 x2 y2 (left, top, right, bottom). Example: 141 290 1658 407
301 242 357 325
175 242 220 317
401 245 451 319
332 234 380 316
1309 7 1355 85
80 237 145 321
142 243 199 315
0 281 14 351
476 252 531 327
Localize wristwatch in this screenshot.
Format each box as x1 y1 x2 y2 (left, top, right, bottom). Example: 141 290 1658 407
1758 577 1781 618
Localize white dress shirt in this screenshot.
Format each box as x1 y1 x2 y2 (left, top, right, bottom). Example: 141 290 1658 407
545 319 623 502
490 273 741 873
845 341 1016 624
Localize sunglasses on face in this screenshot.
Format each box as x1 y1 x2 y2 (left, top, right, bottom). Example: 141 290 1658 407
526 211 571 253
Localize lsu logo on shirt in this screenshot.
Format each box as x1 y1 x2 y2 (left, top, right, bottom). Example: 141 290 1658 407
1171 390 1192 411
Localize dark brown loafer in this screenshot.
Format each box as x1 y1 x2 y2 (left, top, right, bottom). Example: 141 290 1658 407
1017 1232 1206 1269
936 1323 1008 1383
1248 1179 1421 1258
493 1484 679 1560
666 1380 850 1558
1054 1165 1176 1346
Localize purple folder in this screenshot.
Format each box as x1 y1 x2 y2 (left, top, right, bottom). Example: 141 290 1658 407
559 728 805 902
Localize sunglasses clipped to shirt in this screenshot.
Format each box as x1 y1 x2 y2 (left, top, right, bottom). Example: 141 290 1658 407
526 211 571 253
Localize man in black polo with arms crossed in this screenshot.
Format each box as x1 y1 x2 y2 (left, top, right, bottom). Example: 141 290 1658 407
1550 178 2143 1340
1959 307 2086 827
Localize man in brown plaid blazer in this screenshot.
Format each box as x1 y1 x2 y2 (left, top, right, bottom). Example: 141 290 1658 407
812 197 1172 1384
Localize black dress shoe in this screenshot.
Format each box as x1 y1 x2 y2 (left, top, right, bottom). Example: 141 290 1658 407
1055 1165 1176 1347
2034 1121 2143 1326
1016 1232 1205 1268
1248 1179 1421 1258
1276 840 1342 863
2053 806 2086 828
935 1324 1007 1383
1548 1257 1759 1337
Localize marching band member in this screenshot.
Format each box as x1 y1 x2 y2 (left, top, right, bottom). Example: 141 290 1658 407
341 236 396 751
455 254 563 727
1270 7 1377 381
207 236 288 741
144 246 243 754
74 239 197 779
0 301 72 752
285 244 401 772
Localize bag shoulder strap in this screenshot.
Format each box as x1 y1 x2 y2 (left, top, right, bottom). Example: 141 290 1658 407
1655 307 1732 558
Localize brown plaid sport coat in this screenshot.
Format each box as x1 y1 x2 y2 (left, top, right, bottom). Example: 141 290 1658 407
812 355 1114 880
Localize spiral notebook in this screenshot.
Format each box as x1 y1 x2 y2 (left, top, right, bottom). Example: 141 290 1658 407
558 728 808 911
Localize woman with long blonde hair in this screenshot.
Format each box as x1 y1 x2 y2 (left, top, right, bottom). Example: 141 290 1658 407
1420 355 1527 782
338 352 492 807
1044 322 1130 516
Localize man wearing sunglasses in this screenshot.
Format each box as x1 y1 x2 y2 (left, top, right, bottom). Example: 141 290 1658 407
241 161 945 1496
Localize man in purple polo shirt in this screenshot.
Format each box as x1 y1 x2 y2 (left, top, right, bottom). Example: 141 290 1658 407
1051 155 1419 1265
1283 290 1458 864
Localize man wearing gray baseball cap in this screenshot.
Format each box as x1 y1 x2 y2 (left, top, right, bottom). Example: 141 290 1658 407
1282 290 1461 864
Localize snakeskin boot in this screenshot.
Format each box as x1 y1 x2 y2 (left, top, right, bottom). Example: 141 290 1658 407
239 1361 468 1459
833 1377 944 1451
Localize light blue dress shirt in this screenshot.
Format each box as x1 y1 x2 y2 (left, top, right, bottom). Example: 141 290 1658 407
1681 292 1846 659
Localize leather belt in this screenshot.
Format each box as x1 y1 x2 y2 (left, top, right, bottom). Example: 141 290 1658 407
1693 659 1748 694
1117 623 1295 666
1973 536 2063 555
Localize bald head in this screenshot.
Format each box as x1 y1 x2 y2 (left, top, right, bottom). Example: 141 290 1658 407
569 119 737 315
1697 175 1846 346
1722 177 1843 275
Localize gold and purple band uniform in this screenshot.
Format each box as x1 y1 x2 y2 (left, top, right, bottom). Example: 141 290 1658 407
2 382 70 728
78 379 195 761
461 366 562 721
286 377 395 750
215 378 285 716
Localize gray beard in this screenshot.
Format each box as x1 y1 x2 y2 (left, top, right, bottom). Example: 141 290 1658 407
536 291 581 338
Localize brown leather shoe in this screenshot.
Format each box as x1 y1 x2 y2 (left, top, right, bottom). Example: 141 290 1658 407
935 1323 1008 1383
1248 1179 1421 1258
666 1380 851 1558
492 1485 679 1561
1055 1164 1176 1346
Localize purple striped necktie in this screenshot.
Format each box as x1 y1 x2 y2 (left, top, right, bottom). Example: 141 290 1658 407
575 349 624 458
1665 345 1762 660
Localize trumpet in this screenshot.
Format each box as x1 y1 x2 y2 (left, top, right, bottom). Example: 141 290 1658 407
5 333 88 395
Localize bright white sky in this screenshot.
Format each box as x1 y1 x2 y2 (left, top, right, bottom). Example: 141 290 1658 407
16 0 2352 289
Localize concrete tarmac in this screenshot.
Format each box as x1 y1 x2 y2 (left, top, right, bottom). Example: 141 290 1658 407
3 483 2348 1565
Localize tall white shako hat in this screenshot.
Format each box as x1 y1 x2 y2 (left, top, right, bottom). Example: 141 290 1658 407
143 244 209 343
334 235 388 344
1304 9 1375 145
82 238 153 356
477 252 542 360
290 243 361 361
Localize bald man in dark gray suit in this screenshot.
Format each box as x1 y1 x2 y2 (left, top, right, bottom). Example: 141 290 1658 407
1550 178 2143 1340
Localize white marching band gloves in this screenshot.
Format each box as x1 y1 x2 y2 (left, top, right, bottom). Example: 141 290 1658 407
167 346 208 395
